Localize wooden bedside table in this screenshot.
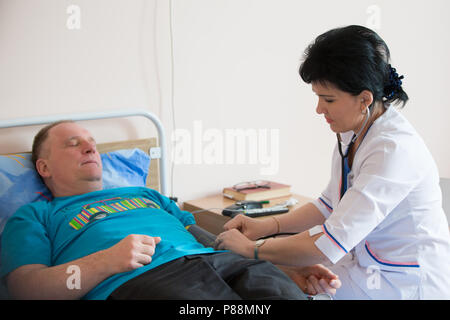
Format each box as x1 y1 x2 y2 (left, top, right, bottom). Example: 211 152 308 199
183 194 313 235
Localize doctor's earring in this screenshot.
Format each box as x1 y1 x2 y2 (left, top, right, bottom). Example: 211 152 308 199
360 99 367 114
361 106 369 115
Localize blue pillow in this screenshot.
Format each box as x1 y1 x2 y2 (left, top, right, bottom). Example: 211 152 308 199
0 149 150 235
101 149 150 189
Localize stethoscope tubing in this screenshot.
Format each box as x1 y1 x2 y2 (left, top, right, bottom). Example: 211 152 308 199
337 106 372 199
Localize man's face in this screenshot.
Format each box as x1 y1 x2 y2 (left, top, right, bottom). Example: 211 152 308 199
36 122 102 197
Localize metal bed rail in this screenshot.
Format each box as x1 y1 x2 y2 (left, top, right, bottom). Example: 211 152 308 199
0 109 169 196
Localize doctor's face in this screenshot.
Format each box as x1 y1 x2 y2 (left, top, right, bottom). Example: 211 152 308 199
36 122 103 197
312 82 368 134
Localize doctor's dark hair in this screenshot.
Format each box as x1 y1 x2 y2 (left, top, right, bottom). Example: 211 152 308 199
299 25 408 107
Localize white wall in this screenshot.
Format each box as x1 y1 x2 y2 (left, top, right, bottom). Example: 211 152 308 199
0 0 449 202
0 0 162 150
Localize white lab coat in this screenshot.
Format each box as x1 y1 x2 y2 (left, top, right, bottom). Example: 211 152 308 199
309 106 450 299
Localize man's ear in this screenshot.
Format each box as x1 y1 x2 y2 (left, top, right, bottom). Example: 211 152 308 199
36 159 51 178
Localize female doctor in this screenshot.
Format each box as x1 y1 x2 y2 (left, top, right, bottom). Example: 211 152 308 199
216 25 450 299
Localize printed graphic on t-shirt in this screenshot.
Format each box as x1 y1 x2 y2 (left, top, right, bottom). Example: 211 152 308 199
68 197 160 230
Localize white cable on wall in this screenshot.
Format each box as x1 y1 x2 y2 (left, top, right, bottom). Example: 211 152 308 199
168 0 176 199
152 0 163 120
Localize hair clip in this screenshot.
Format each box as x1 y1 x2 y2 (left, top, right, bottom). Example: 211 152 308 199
384 64 404 99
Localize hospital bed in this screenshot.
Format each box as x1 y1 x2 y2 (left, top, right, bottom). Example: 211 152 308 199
0 109 215 299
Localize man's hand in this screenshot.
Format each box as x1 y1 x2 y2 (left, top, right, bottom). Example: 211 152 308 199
105 234 161 274
6 234 161 300
278 264 341 296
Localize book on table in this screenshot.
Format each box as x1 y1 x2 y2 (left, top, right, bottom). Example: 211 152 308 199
222 181 291 201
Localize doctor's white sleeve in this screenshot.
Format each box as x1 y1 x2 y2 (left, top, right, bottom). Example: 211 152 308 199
311 190 333 219
310 139 427 264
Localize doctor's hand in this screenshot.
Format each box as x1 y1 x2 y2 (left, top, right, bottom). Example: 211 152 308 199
278 264 341 296
215 229 254 258
223 214 277 241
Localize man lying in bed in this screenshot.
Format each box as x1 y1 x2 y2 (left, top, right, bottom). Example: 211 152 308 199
0 120 339 300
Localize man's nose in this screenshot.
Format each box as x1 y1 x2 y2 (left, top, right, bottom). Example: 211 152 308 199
81 140 97 154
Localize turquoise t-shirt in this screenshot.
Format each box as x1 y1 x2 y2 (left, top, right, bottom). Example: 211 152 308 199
0 187 217 299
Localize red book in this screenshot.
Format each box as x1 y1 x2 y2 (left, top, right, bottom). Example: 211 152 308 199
222 181 291 201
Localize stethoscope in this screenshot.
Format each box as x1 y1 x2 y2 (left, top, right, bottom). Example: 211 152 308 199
337 106 371 199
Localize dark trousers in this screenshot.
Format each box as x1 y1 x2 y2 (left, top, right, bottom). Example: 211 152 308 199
108 252 306 300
